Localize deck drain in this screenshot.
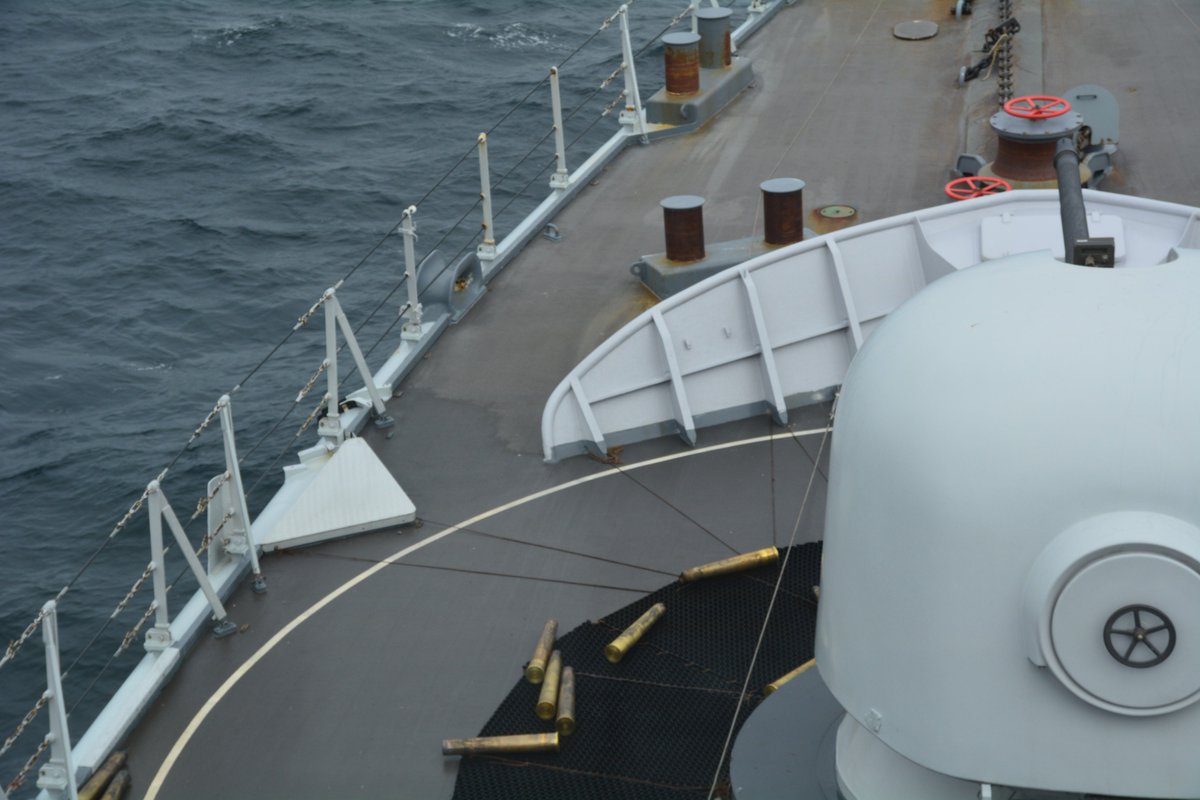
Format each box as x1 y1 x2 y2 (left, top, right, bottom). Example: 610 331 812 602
819 205 857 220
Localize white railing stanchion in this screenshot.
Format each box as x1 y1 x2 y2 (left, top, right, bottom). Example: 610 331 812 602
549 67 570 190
319 287 343 444
617 5 647 138
35 600 77 800
144 482 172 653
400 206 424 339
144 481 237 653
315 287 394 443
217 395 266 594
477 133 498 260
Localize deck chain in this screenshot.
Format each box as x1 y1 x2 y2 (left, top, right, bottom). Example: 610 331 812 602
117 602 158 656
104 467 169 543
0 694 47 758
996 0 1014 103
598 63 625 90
5 734 49 794
601 90 628 117
187 398 223 444
292 281 343 332
197 509 237 557
191 470 231 522
298 394 330 436
296 359 329 404
0 606 52 673
111 561 157 621
599 0 638 31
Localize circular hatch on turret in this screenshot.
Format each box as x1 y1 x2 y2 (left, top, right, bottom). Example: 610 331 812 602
1050 551 1200 713
1024 512 1200 716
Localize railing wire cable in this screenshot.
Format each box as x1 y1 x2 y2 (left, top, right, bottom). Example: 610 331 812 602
704 399 836 800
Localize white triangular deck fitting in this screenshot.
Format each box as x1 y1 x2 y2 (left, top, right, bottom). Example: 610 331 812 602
257 437 415 551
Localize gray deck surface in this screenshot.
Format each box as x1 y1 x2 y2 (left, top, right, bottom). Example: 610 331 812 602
120 1 1200 798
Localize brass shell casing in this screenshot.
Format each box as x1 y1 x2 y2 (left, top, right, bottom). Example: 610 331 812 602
679 546 780 582
99 769 130 800
80 750 127 800
525 618 558 684
556 666 576 735
604 602 666 663
764 658 815 696
442 733 560 756
536 650 563 719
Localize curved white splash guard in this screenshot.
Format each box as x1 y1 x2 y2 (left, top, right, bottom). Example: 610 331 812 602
541 189 1200 462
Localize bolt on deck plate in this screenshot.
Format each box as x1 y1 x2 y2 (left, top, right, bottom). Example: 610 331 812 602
893 20 938 40
819 205 857 219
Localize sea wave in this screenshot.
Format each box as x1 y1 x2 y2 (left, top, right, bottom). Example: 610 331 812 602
445 21 554 50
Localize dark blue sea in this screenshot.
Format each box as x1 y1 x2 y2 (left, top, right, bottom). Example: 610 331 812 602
0 0 701 788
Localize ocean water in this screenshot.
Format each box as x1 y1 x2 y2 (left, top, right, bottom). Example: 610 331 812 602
0 0 702 787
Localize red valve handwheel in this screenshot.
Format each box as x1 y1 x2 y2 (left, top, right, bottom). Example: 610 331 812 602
945 176 1013 201
1003 95 1071 119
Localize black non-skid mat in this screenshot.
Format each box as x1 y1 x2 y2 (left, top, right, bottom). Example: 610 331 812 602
452 542 822 800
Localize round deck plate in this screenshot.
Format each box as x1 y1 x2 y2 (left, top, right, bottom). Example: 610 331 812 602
819 205 857 219
893 20 938 40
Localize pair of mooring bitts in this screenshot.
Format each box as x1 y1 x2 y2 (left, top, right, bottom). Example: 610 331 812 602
441 545 809 756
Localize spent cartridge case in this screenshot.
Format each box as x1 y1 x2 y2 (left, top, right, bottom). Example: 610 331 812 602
604 602 666 663
525 618 558 684
98 769 130 800
80 751 127 800
764 658 815 696
556 666 576 735
442 732 560 756
679 546 780 582
535 650 563 720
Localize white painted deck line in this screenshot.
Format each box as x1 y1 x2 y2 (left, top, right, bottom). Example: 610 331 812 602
142 426 829 799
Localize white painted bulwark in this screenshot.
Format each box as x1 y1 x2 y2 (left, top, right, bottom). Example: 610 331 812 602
257 437 415 551
541 191 1200 462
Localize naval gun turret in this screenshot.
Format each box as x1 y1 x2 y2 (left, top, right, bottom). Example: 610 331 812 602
816 238 1200 797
